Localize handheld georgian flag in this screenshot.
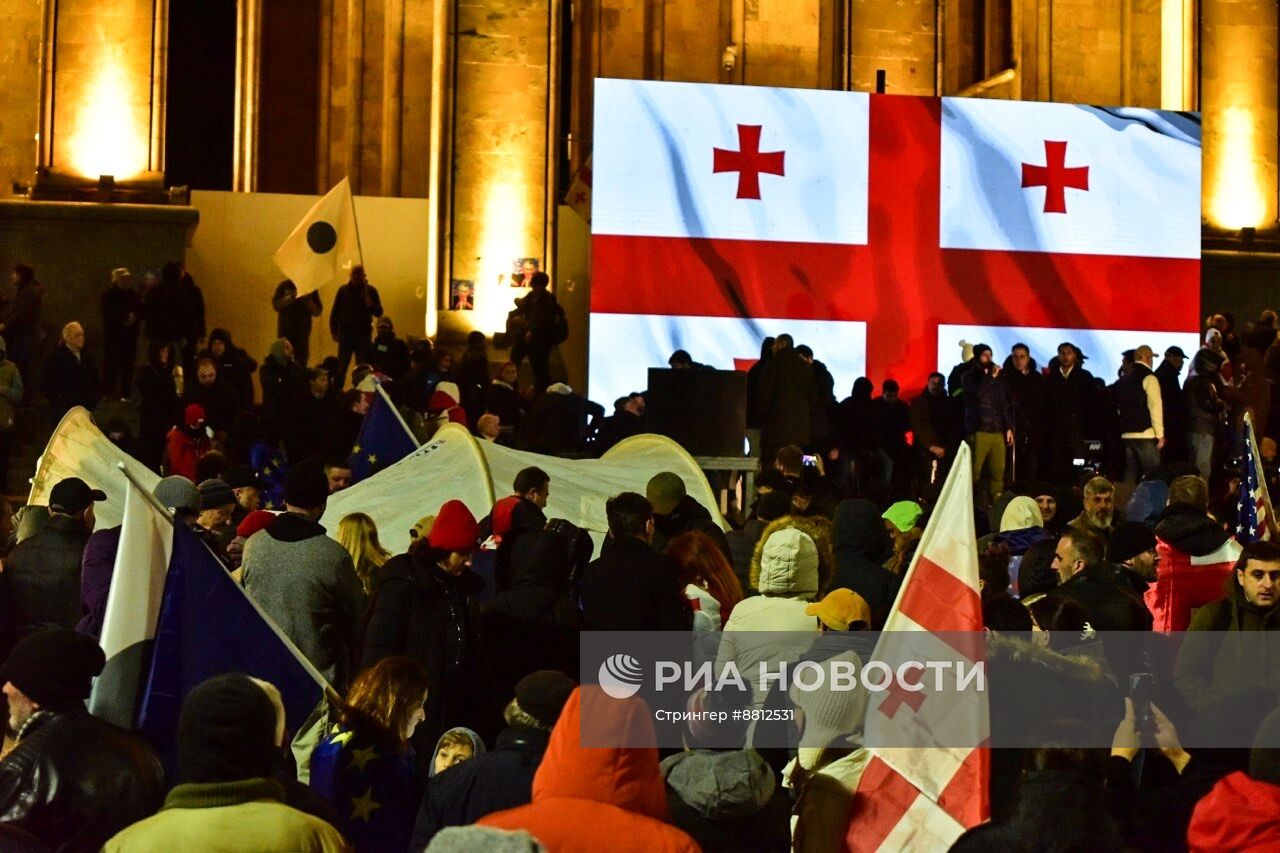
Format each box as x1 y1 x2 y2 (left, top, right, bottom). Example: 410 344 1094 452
349 382 419 484
564 155 593 224
273 177 362 296
845 441 988 851
1237 411 1275 544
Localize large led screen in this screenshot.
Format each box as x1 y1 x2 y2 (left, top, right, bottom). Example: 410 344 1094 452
588 79 1200 404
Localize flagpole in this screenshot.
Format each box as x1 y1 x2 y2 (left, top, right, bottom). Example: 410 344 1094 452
376 380 420 447
119 462 175 522
346 176 365 266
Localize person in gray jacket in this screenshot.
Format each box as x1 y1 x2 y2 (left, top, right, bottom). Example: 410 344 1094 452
241 460 365 693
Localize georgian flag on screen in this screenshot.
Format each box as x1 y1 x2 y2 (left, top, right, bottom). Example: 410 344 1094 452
589 79 1201 404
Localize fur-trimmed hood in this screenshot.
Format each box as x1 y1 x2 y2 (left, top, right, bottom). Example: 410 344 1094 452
985 631 1112 686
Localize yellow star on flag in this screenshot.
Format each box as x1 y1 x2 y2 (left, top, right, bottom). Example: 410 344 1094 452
349 745 378 772
352 443 361 455
367 453 378 465
350 786 382 822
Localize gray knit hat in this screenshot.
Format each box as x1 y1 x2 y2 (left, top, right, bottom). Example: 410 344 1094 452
154 475 200 513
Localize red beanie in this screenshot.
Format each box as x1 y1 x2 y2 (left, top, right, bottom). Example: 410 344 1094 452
428 500 479 551
184 404 206 427
236 509 277 539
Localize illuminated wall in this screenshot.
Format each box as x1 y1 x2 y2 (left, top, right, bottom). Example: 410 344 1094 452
443 0 556 336
43 0 164 181
1202 0 1279 230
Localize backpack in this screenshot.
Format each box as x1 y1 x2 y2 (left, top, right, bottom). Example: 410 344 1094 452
549 302 569 344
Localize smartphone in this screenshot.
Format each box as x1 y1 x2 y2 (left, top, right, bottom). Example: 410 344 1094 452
802 454 818 467
1129 673 1155 737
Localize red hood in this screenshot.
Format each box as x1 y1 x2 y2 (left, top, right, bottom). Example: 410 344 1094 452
530 687 668 820
1189 771 1280 852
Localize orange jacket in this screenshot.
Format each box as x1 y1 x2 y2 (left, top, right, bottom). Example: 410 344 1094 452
480 688 700 852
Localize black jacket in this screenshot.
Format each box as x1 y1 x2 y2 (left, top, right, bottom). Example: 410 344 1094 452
100 285 143 343
2 515 90 640
1154 359 1186 441
272 281 322 345
259 355 309 422
909 388 957 452
410 726 550 849
1044 566 1153 633
40 346 100 417
519 391 603 455
830 499 900 628
329 282 383 339
0 706 165 853
580 535 692 632
1002 357 1046 440
370 332 411 383
136 362 180 445
361 553 494 760
755 348 815 449
184 378 243 433
1044 365 1097 443
652 494 731 561
1154 502 1230 558
481 532 582 700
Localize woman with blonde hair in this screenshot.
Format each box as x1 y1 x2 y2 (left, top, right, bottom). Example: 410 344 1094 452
337 511 391 595
310 655 431 852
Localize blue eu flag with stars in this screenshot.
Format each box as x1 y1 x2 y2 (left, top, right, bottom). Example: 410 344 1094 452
349 385 418 483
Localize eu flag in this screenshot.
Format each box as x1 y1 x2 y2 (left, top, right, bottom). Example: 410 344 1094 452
137 523 328 772
349 385 419 483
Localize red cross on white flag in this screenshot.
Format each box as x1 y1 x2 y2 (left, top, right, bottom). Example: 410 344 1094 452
588 80 1201 402
846 440 988 851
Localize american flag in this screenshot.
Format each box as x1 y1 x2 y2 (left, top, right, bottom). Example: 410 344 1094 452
1237 413 1274 544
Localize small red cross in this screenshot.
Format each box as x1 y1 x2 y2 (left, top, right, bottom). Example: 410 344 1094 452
573 190 588 204
713 124 785 200
1021 140 1089 214
878 668 926 719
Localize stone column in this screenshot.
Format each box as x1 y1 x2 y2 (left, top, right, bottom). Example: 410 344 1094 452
1202 0 1279 231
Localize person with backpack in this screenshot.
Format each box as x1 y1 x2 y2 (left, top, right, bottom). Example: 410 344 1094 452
508 272 565 395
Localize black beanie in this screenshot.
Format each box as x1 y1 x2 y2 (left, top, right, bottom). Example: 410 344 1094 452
0 629 105 708
178 673 281 784
514 670 577 729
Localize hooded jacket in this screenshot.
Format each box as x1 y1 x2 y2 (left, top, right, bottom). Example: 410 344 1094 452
1148 502 1240 632
3 514 91 638
1184 349 1228 435
480 689 699 853
1173 573 1280 717
412 726 552 849
830 500 899 628
1187 771 1280 852
241 513 366 693
661 749 790 852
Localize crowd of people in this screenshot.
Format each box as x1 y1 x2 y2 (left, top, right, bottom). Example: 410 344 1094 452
0 257 1276 850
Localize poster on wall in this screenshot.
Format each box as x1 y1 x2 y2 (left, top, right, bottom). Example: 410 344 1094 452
588 79 1201 405
450 279 474 311
511 258 540 287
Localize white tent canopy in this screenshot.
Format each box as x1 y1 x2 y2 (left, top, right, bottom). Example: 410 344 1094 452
321 423 726 555
29 412 728 557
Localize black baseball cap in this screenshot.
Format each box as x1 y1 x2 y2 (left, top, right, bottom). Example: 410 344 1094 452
1165 345 1189 359
48 477 106 515
223 465 263 491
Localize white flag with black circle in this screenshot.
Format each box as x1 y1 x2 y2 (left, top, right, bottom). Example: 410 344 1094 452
272 177 363 295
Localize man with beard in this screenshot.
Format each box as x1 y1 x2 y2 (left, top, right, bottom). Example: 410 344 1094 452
960 344 1013 506
1003 343 1045 484
1068 476 1116 540
1175 541 1280 719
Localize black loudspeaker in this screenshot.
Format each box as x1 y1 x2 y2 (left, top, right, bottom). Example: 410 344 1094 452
647 368 747 456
